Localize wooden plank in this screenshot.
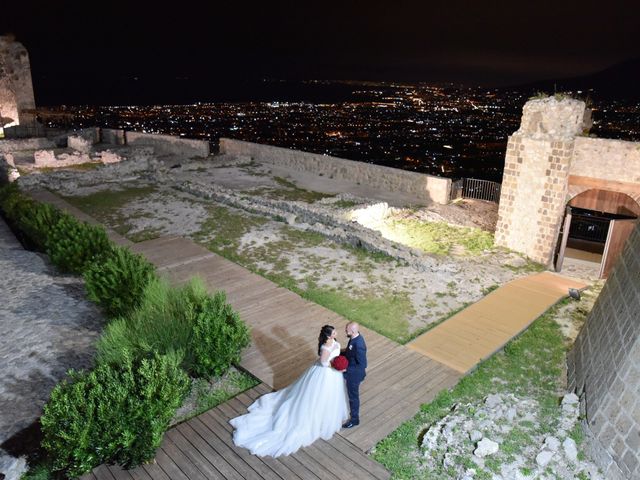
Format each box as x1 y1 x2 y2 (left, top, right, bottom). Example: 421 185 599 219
128 468 153 480
153 447 190 480
93 464 116 480
227 390 323 480
174 422 244 480
198 412 283 480
159 436 209 480
104 465 135 480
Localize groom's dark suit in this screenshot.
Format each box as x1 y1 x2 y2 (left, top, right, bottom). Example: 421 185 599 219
343 334 367 424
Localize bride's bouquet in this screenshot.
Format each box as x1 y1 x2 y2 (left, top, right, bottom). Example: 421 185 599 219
331 355 348 371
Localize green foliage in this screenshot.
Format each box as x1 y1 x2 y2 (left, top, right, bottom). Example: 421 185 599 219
96 278 249 377
373 308 569 478
40 352 189 478
386 219 494 255
45 215 111 273
84 245 157 317
17 202 65 251
191 291 251 377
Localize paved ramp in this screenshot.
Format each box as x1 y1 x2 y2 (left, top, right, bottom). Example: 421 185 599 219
408 272 588 373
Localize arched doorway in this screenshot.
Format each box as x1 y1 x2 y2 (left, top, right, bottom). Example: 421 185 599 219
555 189 639 278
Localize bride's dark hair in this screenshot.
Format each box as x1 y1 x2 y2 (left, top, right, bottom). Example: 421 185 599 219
318 325 335 355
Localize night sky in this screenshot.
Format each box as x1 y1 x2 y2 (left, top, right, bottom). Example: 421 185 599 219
2 1 639 105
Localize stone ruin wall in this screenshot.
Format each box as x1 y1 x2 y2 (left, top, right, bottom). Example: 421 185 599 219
125 131 210 158
495 98 586 265
219 138 452 204
495 98 640 265
0 36 36 128
572 137 640 183
567 222 640 479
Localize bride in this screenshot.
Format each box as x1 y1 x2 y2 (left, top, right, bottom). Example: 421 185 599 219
230 325 349 457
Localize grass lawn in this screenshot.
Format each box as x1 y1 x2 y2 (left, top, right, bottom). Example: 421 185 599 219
372 300 588 479
382 219 495 255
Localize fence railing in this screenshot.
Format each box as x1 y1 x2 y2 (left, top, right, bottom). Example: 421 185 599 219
450 178 502 203
569 214 610 243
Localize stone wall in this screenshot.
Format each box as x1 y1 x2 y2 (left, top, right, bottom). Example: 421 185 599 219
0 36 36 127
495 98 587 265
0 137 56 153
101 128 126 145
567 222 640 479
125 131 210 158
572 137 640 184
219 138 452 204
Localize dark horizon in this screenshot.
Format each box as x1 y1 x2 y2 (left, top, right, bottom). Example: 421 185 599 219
3 1 639 106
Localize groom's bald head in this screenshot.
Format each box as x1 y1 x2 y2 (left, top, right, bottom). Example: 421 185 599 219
345 322 360 337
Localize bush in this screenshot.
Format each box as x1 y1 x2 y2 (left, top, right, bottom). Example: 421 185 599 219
96 278 250 377
41 351 189 477
18 201 65 251
45 215 111 273
84 245 157 317
191 291 251 377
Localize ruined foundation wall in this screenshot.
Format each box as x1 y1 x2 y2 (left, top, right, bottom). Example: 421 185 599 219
219 138 452 204
568 223 640 479
125 132 210 158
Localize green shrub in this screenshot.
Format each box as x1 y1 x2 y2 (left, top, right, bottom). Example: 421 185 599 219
191 291 251 377
17 202 64 251
45 215 111 273
96 278 249 377
0 184 34 226
84 245 157 317
41 351 189 477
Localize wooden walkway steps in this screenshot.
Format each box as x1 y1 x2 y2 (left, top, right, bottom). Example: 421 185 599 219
407 271 588 373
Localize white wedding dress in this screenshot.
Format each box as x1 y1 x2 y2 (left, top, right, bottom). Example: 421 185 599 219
230 341 349 457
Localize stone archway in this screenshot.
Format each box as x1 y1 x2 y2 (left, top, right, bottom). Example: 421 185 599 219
556 188 640 278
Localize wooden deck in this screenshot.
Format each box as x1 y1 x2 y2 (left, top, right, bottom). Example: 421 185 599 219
74 233 461 480
130 236 462 452
408 271 588 373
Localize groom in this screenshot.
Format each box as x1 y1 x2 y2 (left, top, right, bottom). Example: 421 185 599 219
342 322 367 428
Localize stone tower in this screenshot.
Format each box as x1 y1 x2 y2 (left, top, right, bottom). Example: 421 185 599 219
494 97 591 265
0 35 36 128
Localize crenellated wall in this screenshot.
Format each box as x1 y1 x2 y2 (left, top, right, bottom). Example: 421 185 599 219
219 138 452 204
567 222 640 479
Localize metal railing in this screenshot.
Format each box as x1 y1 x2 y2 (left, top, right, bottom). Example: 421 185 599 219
569 214 610 243
450 178 502 203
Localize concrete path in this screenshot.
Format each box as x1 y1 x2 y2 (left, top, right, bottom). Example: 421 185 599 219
408 271 588 373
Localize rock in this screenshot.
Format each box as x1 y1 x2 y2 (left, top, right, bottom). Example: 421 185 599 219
470 429 483 442
535 450 554 467
485 394 502 408
0 453 28 480
474 438 499 458
544 436 561 451
506 407 517 421
563 437 578 462
562 393 579 405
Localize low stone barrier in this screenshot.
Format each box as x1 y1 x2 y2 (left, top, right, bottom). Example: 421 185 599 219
101 128 126 145
219 138 452 204
126 132 210 158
